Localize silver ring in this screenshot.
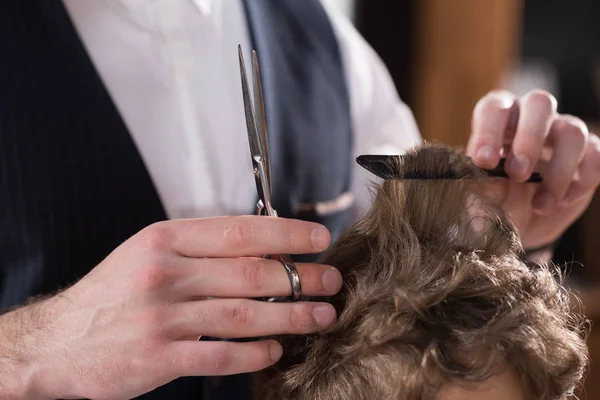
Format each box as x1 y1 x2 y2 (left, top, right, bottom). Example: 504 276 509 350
268 255 302 302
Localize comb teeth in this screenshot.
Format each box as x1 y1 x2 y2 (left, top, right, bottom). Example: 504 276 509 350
356 154 477 180
401 170 460 180
356 154 543 183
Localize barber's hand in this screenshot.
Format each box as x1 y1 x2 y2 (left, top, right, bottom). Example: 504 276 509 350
467 89 600 249
13 216 341 400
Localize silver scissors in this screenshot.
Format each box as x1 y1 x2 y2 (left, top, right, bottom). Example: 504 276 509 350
238 44 302 302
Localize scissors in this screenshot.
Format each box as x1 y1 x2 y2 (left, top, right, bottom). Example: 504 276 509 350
238 44 302 302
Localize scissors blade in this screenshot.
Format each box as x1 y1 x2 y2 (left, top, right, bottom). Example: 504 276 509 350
238 44 270 210
252 50 271 195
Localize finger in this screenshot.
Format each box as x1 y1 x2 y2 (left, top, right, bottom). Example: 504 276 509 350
562 133 600 205
168 299 337 339
467 90 517 169
532 116 588 214
140 216 331 257
506 90 557 182
166 339 282 377
175 257 342 298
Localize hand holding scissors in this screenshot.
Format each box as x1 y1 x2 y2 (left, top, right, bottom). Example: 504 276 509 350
0 48 342 400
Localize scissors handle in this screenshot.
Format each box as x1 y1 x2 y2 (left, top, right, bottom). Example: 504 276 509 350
264 253 302 302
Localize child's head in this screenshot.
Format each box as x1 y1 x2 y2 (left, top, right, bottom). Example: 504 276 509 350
256 144 589 400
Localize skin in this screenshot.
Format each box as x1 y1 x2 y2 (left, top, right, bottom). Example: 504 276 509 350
436 370 525 400
0 216 342 399
0 89 597 399
467 89 600 250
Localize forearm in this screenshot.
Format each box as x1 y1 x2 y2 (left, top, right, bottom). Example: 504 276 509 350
0 302 54 399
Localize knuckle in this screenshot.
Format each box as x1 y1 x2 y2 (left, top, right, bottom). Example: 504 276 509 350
280 222 295 250
137 262 172 291
525 90 557 114
240 259 266 291
191 304 209 327
222 218 253 248
209 343 231 372
139 222 174 252
487 89 514 99
475 90 514 114
557 116 588 142
482 93 512 111
224 300 254 327
137 307 167 333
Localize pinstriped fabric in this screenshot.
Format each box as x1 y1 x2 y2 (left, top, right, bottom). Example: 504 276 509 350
0 0 167 308
0 0 352 398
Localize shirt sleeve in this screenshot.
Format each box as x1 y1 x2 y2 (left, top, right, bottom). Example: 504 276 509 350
323 6 423 218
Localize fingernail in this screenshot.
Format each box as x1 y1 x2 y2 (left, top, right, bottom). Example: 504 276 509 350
269 342 283 362
322 268 342 294
311 228 331 251
312 304 336 328
475 145 496 164
509 154 530 177
533 191 555 212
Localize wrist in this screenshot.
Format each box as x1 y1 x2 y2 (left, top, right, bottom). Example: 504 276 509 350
0 301 59 400
0 354 44 399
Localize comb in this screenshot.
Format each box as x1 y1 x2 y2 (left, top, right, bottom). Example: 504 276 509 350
356 155 543 183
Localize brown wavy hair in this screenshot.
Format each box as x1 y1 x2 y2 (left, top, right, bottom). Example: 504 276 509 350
255 144 589 400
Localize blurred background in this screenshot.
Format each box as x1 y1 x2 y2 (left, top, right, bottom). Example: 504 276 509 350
325 0 600 397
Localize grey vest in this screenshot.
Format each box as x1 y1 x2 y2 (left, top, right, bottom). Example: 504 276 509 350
0 0 352 398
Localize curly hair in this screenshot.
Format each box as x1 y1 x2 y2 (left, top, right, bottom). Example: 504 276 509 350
255 144 589 400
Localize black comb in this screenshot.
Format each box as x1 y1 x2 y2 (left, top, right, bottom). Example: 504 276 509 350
356 155 543 183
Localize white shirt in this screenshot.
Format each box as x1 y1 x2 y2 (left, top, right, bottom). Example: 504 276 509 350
62 0 421 220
